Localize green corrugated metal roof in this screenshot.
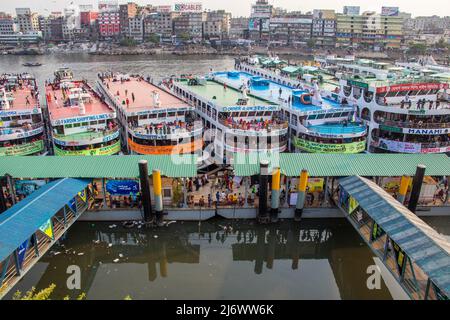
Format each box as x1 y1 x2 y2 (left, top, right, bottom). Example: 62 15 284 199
281 66 301 74
0 155 197 178
233 153 450 177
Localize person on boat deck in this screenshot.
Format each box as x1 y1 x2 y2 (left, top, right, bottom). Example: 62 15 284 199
279 88 282 97
132 92 135 102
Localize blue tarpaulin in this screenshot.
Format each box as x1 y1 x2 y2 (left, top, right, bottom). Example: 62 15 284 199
0 178 91 262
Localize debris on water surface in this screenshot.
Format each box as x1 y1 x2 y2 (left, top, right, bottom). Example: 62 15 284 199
113 259 119 263
78 252 84 256
108 243 113 248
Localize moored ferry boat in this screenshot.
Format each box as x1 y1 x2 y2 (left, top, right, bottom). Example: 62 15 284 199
169 74 289 164
213 70 367 154
339 74 450 154
45 68 121 156
97 73 203 156
0 73 46 156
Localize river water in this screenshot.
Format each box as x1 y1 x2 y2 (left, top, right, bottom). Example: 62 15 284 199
2 54 450 300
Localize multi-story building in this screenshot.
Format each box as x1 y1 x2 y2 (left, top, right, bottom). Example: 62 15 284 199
128 15 144 42
173 12 207 41
312 9 336 47
0 13 17 35
269 14 313 46
204 10 231 40
229 17 249 39
80 5 98 27
249 0 273 43
144 11 178 39
98 10 120 39
119 2 138 37
47 13 65 42
336 8 404 50
15 8 39 34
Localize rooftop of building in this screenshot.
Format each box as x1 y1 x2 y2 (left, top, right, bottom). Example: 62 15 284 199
102 76 190 113
46 80 114 122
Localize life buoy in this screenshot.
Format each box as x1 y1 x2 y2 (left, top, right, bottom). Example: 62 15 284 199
300 93 313 105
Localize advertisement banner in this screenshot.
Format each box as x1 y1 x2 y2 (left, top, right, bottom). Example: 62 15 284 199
54 141 121 156
174 2 202 13
381 6 399 16
376 82 448 94
17 239 29 269
0 140 44 156
307 178 324 192
15 180 47 196
106 180 139 196
78 189 87 203
128 139 202 155
371 222 385 242
39 219 54 240
378 139 421 153
348 196 359 215
339 188 349 211
392 240 406 276
293 137 366 153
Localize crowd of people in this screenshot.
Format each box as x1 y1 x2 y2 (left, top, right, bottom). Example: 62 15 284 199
221 117 286 131
130 120 194 136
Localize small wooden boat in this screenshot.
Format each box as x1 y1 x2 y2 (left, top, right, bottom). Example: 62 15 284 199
23 62 42 67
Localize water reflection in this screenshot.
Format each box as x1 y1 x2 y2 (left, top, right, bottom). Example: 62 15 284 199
8 219 394 300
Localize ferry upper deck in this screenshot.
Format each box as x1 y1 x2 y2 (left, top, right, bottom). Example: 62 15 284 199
45 79 120 156
97 74 202 155
0 74 45 156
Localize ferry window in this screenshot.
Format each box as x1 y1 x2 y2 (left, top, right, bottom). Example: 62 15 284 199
90 121 98 125
325 113 334 119
207 105 211 112
65 124 73 129
240 112 248 117
316 114 325 119
98 120 106 124
139 115 148 120
264 111 271 116
308 115 317 120
232 112 239 117
73 123 81 128
177 111 184 116
341 112 349 117
256 112 264 117
11 116 20 121
82 122 88 126
21 115 31 120
158 113 166 118
149 114 157 119
168 112 176 117
248 112 256 117
1 117 10 121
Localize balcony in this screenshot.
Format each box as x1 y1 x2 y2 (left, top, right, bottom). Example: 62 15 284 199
378 119 450 130
53 126 120 147
0 122 44 141
219 118 289 136
128 122 202 140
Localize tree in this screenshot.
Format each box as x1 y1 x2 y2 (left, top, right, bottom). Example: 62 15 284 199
407 43 427 55
306 38 316 49
179 33 191 42
146 33 160 44
120 37 137 47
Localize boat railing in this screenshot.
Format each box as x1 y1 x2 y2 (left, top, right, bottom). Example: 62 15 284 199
0 122 44 133
53 125 120 141
218 118 289 133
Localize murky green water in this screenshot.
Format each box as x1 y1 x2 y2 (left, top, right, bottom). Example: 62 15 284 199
7 218 399 300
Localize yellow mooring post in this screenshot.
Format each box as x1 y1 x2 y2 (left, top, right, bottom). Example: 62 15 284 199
398 175 410 205
270 167 281 222
152 169 164 226
295 169 309 221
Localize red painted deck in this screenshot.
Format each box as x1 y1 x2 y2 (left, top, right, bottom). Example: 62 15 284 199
46 81 114 121
102 77 189 112
6 87 39 110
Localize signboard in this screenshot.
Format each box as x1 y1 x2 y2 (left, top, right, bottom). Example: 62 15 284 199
157 5 172 13
376 83 448 94
381 6 400 16
54 141 121 156
270 17 313 24
52 113 116 126
0 140 44 156
17 239 29 269
343 6 360 16
0 108 41 117
251 3 272 18
15 180 47 196
106 180 139 196
378 139 421 153
392 240 406 276
293 137 366 153
371 222 385 242
39 219 54 240
174 2 202 13
248 18 270 32
348 196 359 214
221 105 278 112
379 125 403 133
347 79 369 90
128 138 202 155
0 127 44 141
53 130 120 147
405 128 450 135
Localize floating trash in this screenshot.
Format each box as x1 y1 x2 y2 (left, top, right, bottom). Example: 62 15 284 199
113 259 119 263
78 252 84 256
108 243 113 248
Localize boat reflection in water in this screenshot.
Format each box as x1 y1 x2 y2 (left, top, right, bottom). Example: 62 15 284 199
8 219 394 300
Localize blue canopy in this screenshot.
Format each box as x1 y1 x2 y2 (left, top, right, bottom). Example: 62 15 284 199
0 178 91 262
339 176 450 296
